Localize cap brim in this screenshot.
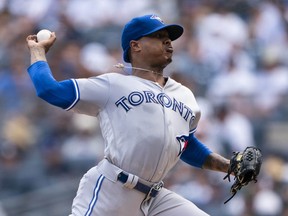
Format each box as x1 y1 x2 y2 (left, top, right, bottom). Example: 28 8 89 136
142 24 184 41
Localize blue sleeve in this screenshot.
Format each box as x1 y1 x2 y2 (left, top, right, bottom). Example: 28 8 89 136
27 61 78 110
180 133 212 168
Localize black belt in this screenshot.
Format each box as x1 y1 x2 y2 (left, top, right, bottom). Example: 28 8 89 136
117 172 163 198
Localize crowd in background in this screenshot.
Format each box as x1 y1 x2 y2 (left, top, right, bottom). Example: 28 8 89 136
0 0 288 215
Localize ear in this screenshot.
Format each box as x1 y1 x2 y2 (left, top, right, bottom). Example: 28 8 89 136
130 40 141 52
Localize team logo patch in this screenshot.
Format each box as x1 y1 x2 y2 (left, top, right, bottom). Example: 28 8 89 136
150 15 164 24
176 134 189 156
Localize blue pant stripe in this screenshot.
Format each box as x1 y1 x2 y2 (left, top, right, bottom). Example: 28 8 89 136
85 175 105 216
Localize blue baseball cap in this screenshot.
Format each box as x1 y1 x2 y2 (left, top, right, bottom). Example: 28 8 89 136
121 14 184 63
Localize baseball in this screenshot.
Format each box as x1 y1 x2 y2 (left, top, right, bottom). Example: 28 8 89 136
36 29 52 42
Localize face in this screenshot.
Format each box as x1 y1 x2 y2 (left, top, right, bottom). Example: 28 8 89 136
133 29 174 68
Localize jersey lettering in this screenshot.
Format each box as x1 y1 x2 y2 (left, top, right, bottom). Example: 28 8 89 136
115 90 195 122
143 91 158 104
128 91 144 106
157 93 172 108
172 98 183 115
115 96 131 112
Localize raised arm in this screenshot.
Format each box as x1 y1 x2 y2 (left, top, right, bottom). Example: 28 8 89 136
26 33 78 110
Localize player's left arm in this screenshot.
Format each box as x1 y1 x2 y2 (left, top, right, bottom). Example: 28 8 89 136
202 152 230 173
180 133 230 173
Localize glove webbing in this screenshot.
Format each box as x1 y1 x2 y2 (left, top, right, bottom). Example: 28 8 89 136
223 148 261 204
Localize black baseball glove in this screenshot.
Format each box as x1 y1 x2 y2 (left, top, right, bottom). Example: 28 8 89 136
223 146 263 204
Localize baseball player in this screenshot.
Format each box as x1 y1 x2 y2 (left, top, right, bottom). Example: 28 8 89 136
26 14 231 216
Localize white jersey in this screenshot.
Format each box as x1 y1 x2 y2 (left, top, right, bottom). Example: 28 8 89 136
72 73 200 183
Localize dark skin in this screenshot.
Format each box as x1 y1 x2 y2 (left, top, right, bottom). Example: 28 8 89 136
203 153 230 173
26 30 230 174
129 30 172 86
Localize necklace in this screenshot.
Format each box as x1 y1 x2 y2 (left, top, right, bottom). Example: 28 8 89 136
114 63 163 76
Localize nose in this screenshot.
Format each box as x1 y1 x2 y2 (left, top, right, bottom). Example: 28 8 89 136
164 38 171 45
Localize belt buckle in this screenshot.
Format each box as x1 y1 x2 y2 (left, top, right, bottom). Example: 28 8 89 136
147 181 164 198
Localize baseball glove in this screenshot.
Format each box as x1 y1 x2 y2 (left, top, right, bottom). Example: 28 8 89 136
223 146 262 204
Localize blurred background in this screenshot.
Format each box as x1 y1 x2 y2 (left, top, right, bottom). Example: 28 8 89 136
0 0 288 215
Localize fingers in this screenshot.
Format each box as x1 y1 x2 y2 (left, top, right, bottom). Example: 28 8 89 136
41 32 56 53
26 32 56 44
50 32 56 39
26 35 37 50
26 34 39 48
26 32 57 53
49 32 57 43
26 35 37 42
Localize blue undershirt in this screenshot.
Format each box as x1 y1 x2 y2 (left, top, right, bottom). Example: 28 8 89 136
180 133 212 168
27 61 77 110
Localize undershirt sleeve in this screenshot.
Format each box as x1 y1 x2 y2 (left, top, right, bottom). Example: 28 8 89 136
27 61 78 110
180 132 212 168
